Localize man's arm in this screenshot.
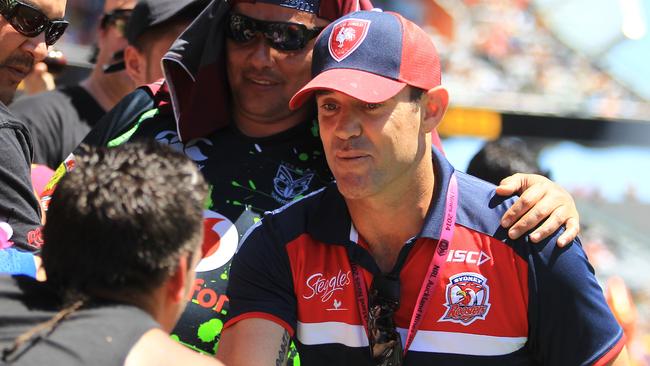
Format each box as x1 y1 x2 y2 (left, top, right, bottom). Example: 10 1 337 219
219 318 291 366
496 173 579 246
527 232 626 365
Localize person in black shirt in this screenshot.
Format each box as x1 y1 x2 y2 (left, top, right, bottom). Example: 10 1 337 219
0 0 68 268
0 142 224 366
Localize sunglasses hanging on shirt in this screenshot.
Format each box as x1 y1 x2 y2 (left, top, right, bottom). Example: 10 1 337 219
226 12 324 51
368 274 404 366
0 0 68 46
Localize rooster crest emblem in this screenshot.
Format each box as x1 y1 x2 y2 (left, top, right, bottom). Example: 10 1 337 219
328 18 371 62
439 272 491 325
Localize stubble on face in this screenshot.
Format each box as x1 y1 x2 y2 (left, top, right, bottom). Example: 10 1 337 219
0 49 36 105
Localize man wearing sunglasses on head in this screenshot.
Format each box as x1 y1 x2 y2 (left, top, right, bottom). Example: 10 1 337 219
9 0 137 170
39 0 581 360
219 10 629 366
0 0 67 275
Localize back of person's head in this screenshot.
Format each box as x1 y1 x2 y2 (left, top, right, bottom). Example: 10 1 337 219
41 141 207 300
466 137 549 185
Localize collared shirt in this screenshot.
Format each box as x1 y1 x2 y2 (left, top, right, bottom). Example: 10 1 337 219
225 147 624 365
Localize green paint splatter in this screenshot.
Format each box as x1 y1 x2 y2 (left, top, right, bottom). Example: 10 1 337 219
313 150 322 156
290 342 301 365
220 273 228 280
191 299 200 305
231 181 242 188
205 185 214 209
311 120 319 137
253 217 261 223
232 200 243 206
220 309 228 316
171 334 212 355
170 334 180 342
248 180 257 190
197 319 223 343
299 153 309 161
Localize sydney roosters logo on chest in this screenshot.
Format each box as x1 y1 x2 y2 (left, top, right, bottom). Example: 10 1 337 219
303 270 352 302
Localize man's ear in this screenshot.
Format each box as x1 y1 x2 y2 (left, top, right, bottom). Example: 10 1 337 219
166 254 190 303
422 86 449 133
124 45 145 85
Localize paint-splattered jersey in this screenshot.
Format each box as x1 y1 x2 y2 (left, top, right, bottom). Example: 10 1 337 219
225 148 625 365
125 111 332 355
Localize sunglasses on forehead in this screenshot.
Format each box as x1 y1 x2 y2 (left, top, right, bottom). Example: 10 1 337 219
0 0 68 46
368 275 404 366
226 12 324 51
100 8 131 34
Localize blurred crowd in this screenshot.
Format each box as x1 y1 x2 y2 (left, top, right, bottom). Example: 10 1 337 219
375 0 650 121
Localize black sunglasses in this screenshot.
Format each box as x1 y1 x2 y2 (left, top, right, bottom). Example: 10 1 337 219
100 8 131 35
0 0 68 46
226 12 324 51
368 275 404 366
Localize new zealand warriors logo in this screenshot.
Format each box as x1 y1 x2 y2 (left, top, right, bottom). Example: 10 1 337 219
328 18 371 62
272 164 314 204
439 272 491 325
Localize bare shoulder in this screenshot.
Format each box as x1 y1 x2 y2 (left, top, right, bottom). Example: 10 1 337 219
125 328 223 366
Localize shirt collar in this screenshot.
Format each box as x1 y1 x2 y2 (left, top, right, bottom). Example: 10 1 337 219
307 146 456 245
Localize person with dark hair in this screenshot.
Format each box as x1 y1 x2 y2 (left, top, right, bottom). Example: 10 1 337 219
466 137 549 186
0 141 223 366
219 10 628 365
37 0 583 358
103 0 210 87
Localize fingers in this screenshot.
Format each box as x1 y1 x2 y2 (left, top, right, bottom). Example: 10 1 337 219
500 182 545 230
557 217 580 247
500 177 581 246
527 206 568 243
495 173 527 196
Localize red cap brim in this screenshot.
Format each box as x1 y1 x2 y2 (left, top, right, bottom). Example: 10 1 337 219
289 69 407 110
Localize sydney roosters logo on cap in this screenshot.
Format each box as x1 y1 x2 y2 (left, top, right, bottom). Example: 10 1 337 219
328 18 371 62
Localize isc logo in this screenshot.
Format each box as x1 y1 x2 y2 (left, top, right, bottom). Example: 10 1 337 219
446 250 491 266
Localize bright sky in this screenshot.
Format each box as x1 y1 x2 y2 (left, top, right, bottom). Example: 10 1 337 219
534 0 650 100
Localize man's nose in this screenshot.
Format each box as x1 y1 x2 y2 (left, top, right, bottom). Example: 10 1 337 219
22 34 49 63
248 35 276 69
333 109 363 140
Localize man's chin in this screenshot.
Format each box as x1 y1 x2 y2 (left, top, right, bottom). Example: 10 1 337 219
0 89 17 105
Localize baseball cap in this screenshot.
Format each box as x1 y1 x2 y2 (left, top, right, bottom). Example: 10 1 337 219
289 10 441 109
104 0 208 73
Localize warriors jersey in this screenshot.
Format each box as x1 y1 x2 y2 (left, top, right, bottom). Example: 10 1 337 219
126 111 333 355
225 147 624 365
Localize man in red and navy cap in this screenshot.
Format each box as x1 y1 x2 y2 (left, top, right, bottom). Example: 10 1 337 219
219 10 629 365
39 0 581 359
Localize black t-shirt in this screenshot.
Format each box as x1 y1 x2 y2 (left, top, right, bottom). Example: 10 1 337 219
0 102 41 252
126 110 333 355
0 275 159 365
10 85 105 169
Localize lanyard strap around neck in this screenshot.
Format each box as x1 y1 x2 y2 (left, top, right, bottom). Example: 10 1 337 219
351 172 458 356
